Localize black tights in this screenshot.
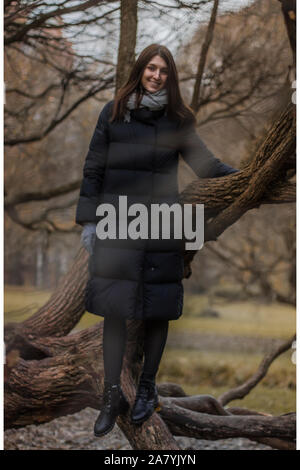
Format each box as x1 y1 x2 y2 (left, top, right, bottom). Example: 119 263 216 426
103 316 169 384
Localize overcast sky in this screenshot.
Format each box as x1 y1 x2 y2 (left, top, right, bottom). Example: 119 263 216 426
65 0 257 63
137 0 256 53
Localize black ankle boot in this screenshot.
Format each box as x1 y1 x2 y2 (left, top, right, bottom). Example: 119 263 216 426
94 381 129 437
130 379 160 425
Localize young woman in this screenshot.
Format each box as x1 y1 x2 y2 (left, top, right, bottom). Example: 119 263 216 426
75 44 238 437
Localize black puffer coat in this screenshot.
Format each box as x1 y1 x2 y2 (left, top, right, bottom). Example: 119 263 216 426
75 99 237 321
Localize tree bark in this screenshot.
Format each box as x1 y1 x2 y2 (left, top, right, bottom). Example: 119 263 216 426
115 0 138 94
5 319 179 449
159 401 295 441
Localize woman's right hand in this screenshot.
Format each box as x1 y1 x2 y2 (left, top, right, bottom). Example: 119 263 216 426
81 223 97 254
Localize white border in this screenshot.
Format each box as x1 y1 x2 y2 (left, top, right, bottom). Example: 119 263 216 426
1 0 4 452
296 5 299 451
0 1 298 452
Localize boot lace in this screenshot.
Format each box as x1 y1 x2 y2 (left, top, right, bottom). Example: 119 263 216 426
136 382 155 402
103 384 119 412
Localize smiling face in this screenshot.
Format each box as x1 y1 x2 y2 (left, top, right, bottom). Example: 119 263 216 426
141 55 168 93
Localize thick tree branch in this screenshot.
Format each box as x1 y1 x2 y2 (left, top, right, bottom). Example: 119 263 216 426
159 400 295 442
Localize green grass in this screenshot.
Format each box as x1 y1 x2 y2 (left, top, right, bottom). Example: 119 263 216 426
4 285 52 323
5 287 295 340
76 312 104 329
170 294 295 339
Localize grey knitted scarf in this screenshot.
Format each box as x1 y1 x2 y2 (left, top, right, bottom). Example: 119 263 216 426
124 88 168 123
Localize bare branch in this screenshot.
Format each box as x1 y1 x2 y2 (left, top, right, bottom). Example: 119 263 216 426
190 0 219 112
5 0 111 45
4 77 114 146
218 334 296 406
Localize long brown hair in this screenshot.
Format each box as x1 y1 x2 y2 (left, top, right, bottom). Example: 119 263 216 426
110 44 195 127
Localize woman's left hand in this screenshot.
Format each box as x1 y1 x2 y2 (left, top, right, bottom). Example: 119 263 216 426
81 223 97 254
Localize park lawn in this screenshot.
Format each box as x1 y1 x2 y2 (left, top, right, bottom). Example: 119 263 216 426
4 287 295 339
169 294 295 340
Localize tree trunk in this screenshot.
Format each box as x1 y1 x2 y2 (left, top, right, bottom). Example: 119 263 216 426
115 0 138 94
190 0 219 112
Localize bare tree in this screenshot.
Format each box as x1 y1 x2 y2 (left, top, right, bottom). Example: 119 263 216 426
4 0 118 146
178 0 293 128
202 204 296 305
190 0 219 112
177 0 295 298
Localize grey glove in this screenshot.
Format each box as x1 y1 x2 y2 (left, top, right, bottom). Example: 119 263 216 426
81 223 97 255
